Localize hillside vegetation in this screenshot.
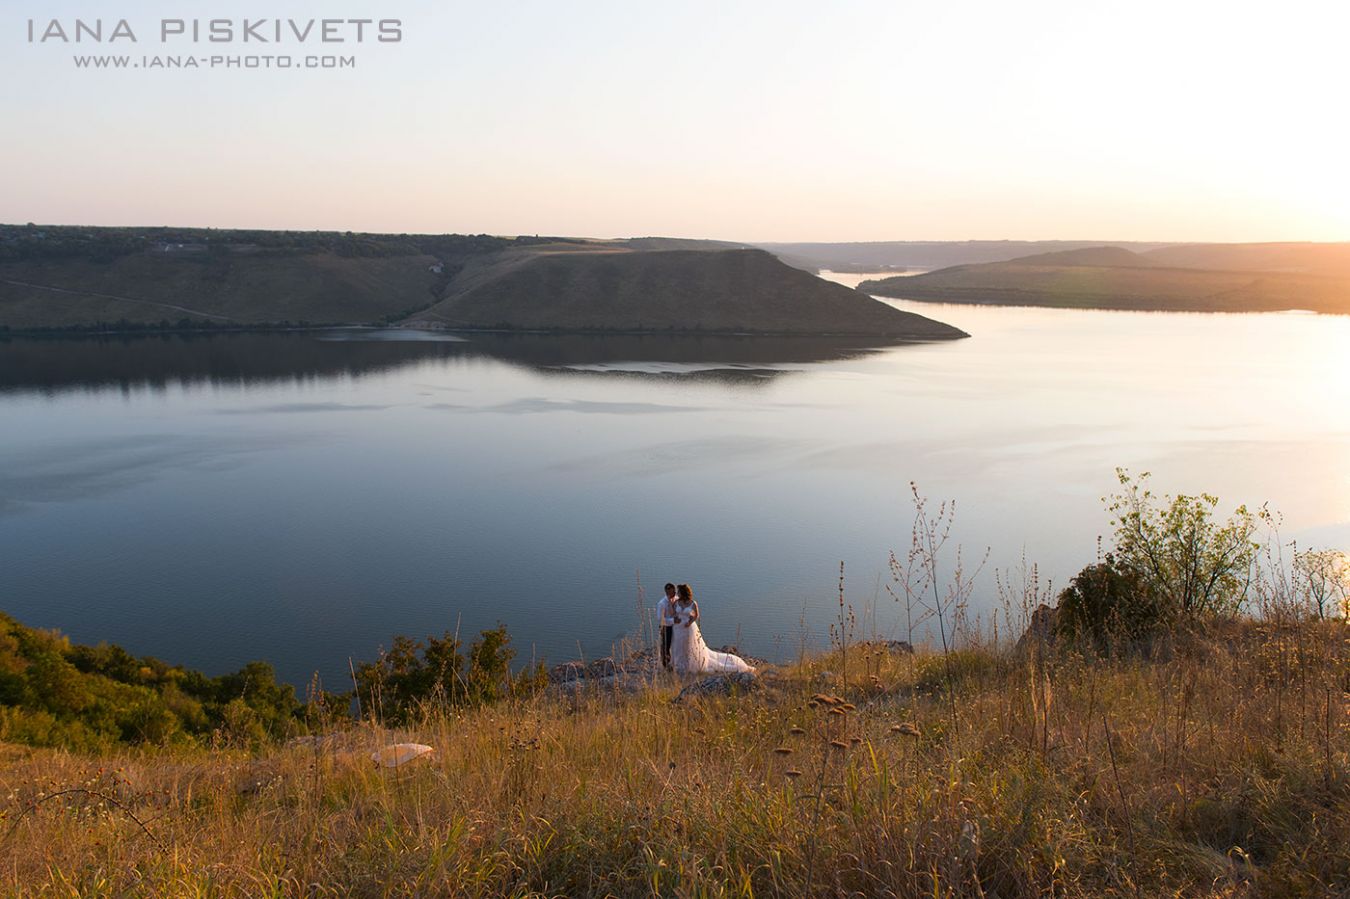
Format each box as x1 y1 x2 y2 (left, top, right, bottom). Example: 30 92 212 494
410 248 967 338
1 619 1344 897
1 475 1346 896
859 246 1350 314
1142 242 1350 276
0 612 536 752
0 226 966 339
0 226 550 331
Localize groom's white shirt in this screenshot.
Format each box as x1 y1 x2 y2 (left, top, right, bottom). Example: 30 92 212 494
657 596 675 628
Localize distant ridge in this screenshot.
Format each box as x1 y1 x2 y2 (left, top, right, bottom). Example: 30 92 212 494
754 240 1350 277
857 247 1350 314
1140 242 1350 275
754 239 1177 272
1004 246 1153 267
411 248 967 339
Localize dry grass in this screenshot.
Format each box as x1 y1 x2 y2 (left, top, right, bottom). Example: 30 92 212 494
1 622 1346 898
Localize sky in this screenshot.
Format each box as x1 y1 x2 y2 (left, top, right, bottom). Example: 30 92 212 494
4 0 1349 242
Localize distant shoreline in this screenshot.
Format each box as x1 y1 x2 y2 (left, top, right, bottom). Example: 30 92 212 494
858 245 1350 316
859 286 1344 316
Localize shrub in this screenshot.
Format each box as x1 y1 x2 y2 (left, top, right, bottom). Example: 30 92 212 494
1293 548 1349 620
1105 469 1259 621
1056 554 1161 645
353 624 543 725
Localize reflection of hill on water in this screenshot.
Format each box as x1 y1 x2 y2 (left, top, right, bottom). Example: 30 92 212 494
0 332 470 395
463 332 892 386
0 331 899 394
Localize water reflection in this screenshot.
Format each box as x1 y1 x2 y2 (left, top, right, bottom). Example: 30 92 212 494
4 305 1346 688
0 330 898 395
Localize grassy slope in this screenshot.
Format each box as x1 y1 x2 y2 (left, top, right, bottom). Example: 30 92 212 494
2 622 1345 897
413 248 969 338
1142 242 1350 276
860 261 1350 314
0 252 443 328
0 240 968 339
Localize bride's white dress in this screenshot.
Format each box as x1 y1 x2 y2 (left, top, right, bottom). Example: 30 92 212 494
670 601 754 674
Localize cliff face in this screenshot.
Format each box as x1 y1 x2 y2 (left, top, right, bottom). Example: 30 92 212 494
412 248 968 339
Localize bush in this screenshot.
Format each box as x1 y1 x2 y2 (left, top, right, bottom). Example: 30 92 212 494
1056 554 1161 645
1293 549 1349 620
1105 469 1259 621
0 611 308 749
354 624 544 724
0 610 548 749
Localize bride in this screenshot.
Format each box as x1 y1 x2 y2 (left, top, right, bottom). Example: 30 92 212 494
669 583 755 674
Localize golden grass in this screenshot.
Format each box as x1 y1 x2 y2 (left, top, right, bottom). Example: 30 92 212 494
1 621 1346 898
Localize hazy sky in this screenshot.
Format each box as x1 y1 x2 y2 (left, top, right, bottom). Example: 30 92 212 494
4 0 1348 241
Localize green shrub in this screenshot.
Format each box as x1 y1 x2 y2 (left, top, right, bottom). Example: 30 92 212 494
1106 469 1259 621
1056 554 1162 645
354 624 544 724
0 610 547 750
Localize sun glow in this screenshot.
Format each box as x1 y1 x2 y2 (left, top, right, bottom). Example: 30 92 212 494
4 0 1350 240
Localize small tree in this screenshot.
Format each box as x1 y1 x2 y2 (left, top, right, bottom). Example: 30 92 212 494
354 625 541 724
1294 549 1350 620
1106 469 1258 621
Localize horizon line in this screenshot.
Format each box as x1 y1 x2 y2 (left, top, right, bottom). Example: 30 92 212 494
6 221 1350 247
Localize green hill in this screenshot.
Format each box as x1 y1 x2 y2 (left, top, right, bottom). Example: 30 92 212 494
753 240 1178 272
1141 241 1350 275
2 613 1345 896
409 247 967 338
0 225 544 330
0 226 965 339
859 250 1350 314
1003 246 1154 268
0 251 445 329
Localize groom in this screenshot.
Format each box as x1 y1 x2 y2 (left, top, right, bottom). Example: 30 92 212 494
657 582 678 669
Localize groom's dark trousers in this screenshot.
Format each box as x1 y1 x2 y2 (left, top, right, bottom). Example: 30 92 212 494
660 626 673 668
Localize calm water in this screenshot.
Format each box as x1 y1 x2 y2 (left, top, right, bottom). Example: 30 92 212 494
3 281 1347 686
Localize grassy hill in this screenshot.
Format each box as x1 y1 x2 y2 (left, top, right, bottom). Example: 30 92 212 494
0 226 965 339
859 251 1350 314
754 240 1179 273
1004 246 1156 268
755 240 1350 279
1 617 1345 897
0 252 445 329
0 225 550 331
2 468 1347 896
408 247 968 338
1141 242 1350 276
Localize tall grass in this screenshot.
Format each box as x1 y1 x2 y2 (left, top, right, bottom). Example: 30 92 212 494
2 617 1345 897
3 481 1345 896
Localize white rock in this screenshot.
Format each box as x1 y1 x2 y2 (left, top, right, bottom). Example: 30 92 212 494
371 743 434 768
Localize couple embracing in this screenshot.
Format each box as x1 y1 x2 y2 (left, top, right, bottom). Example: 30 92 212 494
657 582 755 675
